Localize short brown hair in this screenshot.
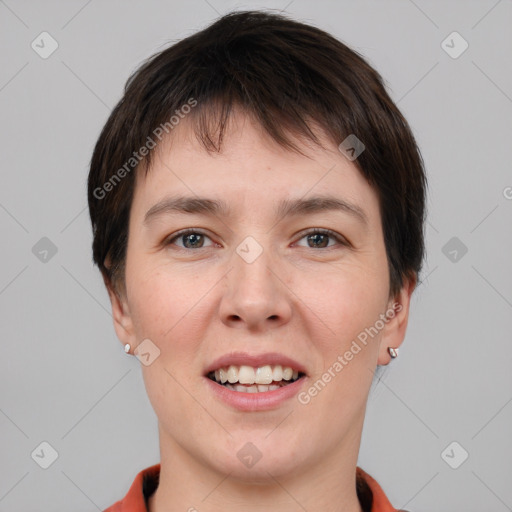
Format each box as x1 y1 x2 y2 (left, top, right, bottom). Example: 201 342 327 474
88 10 427 299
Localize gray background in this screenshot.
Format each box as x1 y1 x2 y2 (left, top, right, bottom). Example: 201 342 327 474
1 0 511 511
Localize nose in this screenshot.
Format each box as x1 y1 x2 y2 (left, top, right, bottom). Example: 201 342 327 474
219 242 293 332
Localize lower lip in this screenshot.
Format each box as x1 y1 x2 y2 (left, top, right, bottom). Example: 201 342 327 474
204 376 307 411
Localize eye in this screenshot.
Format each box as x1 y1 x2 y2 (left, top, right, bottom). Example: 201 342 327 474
165 228 347 250
295 229 347 249
166 229 215 249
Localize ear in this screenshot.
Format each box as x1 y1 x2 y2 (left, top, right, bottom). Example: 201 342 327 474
103 275 137 350
377 274 417 365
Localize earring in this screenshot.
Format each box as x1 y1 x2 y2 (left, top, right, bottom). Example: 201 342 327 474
124 343 131 354
388 347 399 359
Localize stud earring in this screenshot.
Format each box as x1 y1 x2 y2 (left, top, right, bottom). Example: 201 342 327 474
124 343 131 354
388 347 399 359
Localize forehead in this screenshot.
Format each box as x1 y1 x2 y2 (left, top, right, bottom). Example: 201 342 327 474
132 112 381 227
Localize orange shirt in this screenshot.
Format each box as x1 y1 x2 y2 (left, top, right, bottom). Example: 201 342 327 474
103 464 404 512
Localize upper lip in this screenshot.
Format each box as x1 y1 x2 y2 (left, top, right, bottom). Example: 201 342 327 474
204 352 307 376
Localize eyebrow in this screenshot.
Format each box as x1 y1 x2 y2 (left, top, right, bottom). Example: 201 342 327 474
143 194 368 226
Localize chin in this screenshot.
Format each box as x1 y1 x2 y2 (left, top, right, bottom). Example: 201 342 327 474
206 438 305 482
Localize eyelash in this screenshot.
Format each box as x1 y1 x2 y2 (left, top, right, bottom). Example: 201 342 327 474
165 228 348 250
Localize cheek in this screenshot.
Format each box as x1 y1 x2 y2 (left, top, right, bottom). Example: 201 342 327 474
296 267 385 426
129 267 209 425
298 258 388 345
126 259 197 335
125 262 217 372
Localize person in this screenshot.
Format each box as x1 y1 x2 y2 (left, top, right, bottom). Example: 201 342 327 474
88 10 426 512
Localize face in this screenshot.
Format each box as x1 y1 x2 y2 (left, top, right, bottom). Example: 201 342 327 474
109 111 413 481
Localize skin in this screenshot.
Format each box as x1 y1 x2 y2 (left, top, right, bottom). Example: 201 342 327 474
106 110 416 512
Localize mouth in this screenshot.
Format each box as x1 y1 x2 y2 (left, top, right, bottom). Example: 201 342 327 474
207 364 306 393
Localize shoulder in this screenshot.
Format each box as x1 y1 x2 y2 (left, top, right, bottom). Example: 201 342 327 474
103 463 161 512
103 501 122 512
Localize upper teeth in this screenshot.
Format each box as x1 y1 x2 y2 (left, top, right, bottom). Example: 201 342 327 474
212 365 300 385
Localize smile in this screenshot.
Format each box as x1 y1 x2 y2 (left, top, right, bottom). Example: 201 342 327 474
207 364 305 393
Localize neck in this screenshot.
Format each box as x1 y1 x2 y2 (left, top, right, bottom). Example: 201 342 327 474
148 426 365 512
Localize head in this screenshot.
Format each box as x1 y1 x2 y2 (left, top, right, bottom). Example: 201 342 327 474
88 11 426 480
